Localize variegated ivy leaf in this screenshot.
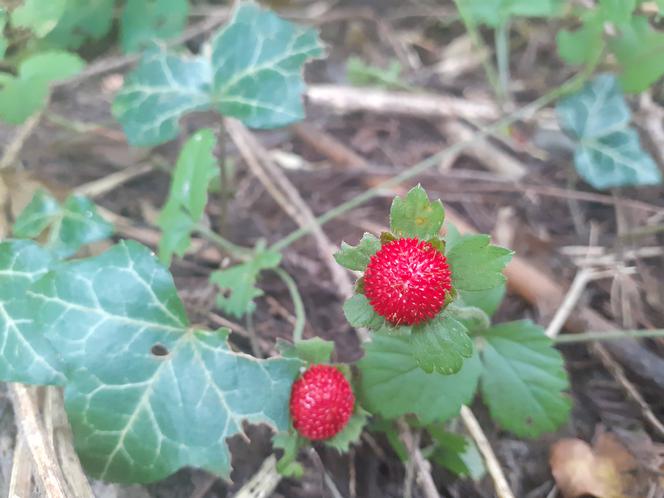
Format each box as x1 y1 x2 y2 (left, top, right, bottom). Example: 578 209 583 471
113 3 323 146
0 240 65 385
390 185 445 240
13 189 113 258
28 240 301 483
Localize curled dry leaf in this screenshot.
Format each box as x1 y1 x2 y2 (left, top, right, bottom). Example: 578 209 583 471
550 432 642 498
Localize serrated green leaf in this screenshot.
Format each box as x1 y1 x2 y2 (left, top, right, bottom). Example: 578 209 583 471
610 16 664 93
390 185 445 240
480 320 571 438
325 408 369 452
0 240 65 385
446 303 491 335
410 314 473 375
157 129 217 265
28 240 301 483
113 3 323 146
556 74 662 189
429 430 485 480
461 0 563 27
278 337 334 364
447 235 512 292
0 51 85 124
334 233 381 271
358 335 481 424
120 0 189 53
211 245 282 318
273 431 304 478
41 0 114 49
458 285 506 318
13 190 113 258
343 293 384 330
10 0 66 37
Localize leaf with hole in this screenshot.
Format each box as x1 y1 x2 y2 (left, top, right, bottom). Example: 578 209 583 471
13 190 113 258
28 240 301 483
120 0 189 53
390 185 445 240
358 334 481 424
157 129 217 265
0 240 65 386
479 320 571 438
556 73 662 189
210 244 282 318
113 3 323 146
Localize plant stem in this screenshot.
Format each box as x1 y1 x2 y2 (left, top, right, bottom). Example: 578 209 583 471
453 0 501 98
555 329 664 344
194 223 250 260
273 268 306 343
217 120 231 231
270 73 585 253
495 20 511 104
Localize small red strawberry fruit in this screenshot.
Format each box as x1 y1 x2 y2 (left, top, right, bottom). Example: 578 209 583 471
290 364 355 440
364 237 452 326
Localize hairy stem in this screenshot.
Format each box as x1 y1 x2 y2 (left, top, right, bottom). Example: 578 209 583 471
273 268 306 343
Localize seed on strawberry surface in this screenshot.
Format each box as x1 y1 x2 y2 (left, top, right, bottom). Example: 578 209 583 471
289 364 355 440
364 237 452 326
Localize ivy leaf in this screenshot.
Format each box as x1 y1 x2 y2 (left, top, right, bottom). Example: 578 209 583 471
278 337 334 364
113 3 323 146
410 313 473 375
556 74 662 189
10 0 66 38
211 244 282 318
343 294 384 330
462 0 563 27
479 320 571 438
446 235 512 292
0 51 85 124
13 190 114 258
610 16 664 93
157 129 217 265
390 185 445 240
120 0 189 53
358 335 481 424
41 0 114 49
0 240 65 386
334 233 381 271
325 408 369 452
28 240 301 483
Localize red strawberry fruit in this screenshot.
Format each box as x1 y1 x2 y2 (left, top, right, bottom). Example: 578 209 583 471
364 237 452 326
290 364 355 440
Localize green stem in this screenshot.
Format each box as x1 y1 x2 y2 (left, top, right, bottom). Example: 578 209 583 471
495 20 511 104
273 268 306 343
555 329 664 344
217 120 231 231
194 223 250 260
453 0 501 98
270 73 585 253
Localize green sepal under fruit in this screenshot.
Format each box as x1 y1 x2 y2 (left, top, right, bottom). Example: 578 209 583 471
324 406 370 452
277 337 334 365
273 430 305 478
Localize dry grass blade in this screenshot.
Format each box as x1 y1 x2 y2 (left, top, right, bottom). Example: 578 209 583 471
8 434 33 498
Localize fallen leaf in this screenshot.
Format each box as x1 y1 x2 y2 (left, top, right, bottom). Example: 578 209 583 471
550 431 640 498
